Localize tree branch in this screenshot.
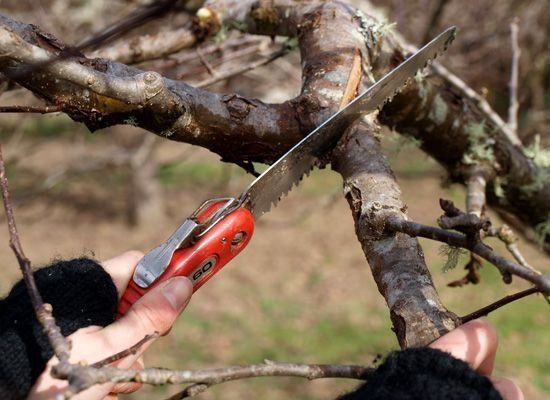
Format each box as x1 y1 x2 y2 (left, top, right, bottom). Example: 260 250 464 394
385 216 550 293
196 46 288 88
460 287 540 323
52 361 372 395
333 120 460 348
0 144 71 362
508 18 520 135
91 332 159 368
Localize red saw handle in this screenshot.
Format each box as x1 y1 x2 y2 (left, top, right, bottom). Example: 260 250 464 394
118 202 254 316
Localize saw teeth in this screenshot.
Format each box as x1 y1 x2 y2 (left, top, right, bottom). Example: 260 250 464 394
246 28 455 218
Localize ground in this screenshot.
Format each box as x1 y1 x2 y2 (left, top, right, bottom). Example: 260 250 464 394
0 121 548 399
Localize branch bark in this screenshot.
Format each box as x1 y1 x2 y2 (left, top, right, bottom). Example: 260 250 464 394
333 120 459 348
378 61 549 248
52 360 372 395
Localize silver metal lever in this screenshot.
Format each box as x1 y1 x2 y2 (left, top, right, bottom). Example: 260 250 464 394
132 197 241 289
133 219 201 288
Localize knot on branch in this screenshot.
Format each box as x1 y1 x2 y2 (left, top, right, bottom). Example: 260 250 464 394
355 198 404 241
136 71 166 101
437 199 491 236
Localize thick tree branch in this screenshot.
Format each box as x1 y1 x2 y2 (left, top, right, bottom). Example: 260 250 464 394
0 1 366 164
333 120 459 348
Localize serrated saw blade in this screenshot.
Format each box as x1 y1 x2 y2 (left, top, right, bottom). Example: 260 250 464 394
240 26 456 219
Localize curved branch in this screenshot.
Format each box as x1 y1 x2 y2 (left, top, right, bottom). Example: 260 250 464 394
0 0 365 164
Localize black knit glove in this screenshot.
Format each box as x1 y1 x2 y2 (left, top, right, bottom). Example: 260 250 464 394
339 347 503 400
0 258 118 400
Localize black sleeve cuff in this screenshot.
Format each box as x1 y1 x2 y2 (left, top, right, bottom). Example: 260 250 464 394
0 258 118 400
338 347 503 400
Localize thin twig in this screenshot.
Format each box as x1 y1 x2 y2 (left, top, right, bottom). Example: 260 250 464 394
508 18 520 134
0 145 71 361
196 47 288 88
466 173 486 218
196 47 216 76
153 36 264 72
178 41 273 81
52 361 373 393
461 287 540 323
385 216 550 293
91 332 159 368
0 105 62 113
449 173 488 287
485 225 538 273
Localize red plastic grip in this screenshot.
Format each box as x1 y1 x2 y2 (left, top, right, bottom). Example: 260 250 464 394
118 203 254 316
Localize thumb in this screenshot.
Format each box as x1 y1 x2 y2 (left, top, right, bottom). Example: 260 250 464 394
98 277 193 360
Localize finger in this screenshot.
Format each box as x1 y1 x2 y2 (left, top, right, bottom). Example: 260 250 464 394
97 276 193 363
491 377 524 400
429 319 498 375
101 250 144 298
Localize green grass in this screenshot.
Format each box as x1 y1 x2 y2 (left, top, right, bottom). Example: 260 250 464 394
488 294 550 392
157 160 238 187
158 161 222 186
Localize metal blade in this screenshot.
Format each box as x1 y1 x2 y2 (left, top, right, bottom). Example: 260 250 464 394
240 26 456 219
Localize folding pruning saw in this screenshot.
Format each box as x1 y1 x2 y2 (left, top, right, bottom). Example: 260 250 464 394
118 27 456 315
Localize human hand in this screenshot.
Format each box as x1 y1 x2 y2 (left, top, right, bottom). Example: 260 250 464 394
28 251 193 400
430 319 524 400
